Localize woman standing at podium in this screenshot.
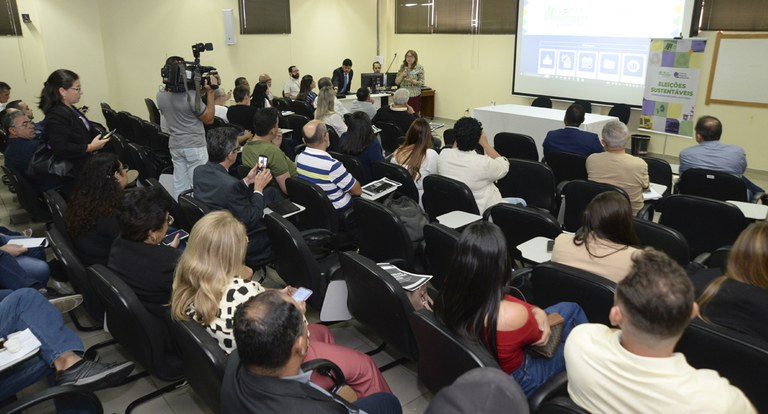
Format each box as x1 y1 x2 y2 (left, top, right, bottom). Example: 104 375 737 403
396 49 425 114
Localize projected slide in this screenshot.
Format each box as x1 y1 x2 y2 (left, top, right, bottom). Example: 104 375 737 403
514 0 695 105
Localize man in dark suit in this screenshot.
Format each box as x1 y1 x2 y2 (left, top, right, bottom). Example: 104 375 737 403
542 104 604 160
193 127 276 263
331 58 354 95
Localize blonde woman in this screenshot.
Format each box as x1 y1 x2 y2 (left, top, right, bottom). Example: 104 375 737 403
692 222 768 342
171 211 390 397
315 86 348 135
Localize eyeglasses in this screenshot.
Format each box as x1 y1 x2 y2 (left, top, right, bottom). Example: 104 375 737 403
70 87 82 92
13 121 33 128
167 215 175 226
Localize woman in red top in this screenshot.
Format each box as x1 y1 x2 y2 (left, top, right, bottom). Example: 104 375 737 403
434 221 587 396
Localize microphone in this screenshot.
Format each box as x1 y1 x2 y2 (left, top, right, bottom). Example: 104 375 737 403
385 53 397 73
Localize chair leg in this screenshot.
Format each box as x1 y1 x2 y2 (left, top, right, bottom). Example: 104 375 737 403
69 308 103 332
125 379 187 414
83 339 117 360
364 341 387 357
378 357 408 372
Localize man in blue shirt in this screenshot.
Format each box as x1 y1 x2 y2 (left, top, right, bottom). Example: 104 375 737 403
542 104 604 160
679 115 764 202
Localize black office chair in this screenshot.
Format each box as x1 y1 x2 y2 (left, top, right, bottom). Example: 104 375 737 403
116 111 135 141
87 265 184 413
287 114 311 136
46 228 106 332
531 96 553 108
165 316 228 413
656 194 747 260
144 98 161 126
149 129 171 159
1 385 104 414
353 198 420 272
529 372 587 414
272 97 292 112
642 156 673 197
264 213 338 310
701 246 730 274
43 189 69 242
326 126 341 152
371 161 420 203
409 309 500 394
545 151 588 185
488 204 562 265
676 319 768 414
494 132 539 161
375 121 405 154
678 168 749 202
127 114 148 147
632 218 689 266
573 100 592 113
496 159 558 214
124 142 160 184
608 103 631 124
422 175 480 222
144 178 191 232
102 107 119 132
422 223 460 291
530 262 617 326
177 189 211 229
339 252 419 366
2 167 52 222
558 180 629 233
285 177 355 250
290 99 315 118
329 151 368 184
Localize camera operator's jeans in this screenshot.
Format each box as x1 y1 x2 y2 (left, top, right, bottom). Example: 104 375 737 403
170 146 208 199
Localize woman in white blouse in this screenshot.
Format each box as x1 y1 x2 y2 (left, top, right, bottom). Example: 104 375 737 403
391 118 438 205
315 86 347 135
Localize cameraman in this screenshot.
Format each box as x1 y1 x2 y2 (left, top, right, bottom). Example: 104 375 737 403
157 55 218 198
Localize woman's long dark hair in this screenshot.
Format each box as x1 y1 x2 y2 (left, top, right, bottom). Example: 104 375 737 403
395 118 432 180
65 153 124 238
340 111 374 154
434 221 512 360
573 191 639 258
38 69 79 114
251 82 269 109
296 75 314 102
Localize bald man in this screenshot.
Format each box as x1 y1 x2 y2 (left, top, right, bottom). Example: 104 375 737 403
295 120 361 211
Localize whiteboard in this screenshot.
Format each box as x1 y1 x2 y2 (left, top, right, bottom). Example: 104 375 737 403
706 32 768 108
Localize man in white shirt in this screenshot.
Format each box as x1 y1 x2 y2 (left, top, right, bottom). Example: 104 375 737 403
258 73 274 101
565 249 756 414
283 66 300 99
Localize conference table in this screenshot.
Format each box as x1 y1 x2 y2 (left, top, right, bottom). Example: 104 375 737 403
472 104 618 158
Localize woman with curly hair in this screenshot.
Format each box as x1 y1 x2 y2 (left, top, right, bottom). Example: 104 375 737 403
38 69 109 196
171 211 391 398
315 86 347 135
65 153 128 267
391 117 438 203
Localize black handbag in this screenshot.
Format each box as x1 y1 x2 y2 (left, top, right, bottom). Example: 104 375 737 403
27 142 75 178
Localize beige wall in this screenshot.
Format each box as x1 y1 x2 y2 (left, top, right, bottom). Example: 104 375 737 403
2 1 768 171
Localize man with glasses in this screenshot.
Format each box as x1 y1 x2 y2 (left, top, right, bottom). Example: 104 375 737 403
194 127 276 263
242 107 296 195
1 110 59 194
258 73 274 101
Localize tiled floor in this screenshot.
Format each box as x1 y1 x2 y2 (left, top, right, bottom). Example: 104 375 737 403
0 157 434 413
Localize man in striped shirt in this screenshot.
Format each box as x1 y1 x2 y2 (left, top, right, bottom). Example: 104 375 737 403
296 120 361 211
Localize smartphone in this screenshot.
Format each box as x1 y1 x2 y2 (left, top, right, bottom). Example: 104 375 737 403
162 229 189 245
257 155 269 172
101 129 117 140
291 287 313 302
546 240 555 253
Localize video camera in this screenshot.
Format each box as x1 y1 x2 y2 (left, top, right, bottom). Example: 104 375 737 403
161 42 218 93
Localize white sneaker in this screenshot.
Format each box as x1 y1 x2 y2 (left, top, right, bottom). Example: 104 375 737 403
49 294 84 313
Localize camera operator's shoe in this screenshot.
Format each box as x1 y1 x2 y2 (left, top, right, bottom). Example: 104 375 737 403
56 359 135 389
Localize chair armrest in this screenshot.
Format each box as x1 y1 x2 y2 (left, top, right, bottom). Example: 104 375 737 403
2 384 102 413
301 358 346 393
637 202 655 220
528 371 569 412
